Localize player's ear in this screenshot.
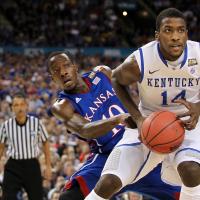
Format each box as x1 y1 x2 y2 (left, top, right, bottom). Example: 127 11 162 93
155 31 159 40
74 64 78 72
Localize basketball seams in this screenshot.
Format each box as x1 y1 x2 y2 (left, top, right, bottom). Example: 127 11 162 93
151 132 184 153
142 111 167 142
146 119 178 145
151 131 184 147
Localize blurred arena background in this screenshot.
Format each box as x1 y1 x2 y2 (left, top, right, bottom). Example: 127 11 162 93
0 0 199 199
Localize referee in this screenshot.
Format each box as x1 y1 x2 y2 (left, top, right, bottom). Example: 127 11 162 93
0 92 52 200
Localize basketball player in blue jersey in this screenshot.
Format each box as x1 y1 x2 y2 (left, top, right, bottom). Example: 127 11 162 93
47 51 180 200
108 7 200 200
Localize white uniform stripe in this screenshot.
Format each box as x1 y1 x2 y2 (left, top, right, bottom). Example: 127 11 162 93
17 126 22 159
39 121 48 142
0 124 6 143
26 119 31 159
22 126 27 159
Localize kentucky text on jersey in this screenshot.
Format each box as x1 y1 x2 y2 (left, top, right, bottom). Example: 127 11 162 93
84 88 117 121
147 77 200 88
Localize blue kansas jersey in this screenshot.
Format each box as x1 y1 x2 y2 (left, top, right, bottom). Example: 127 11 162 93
58 70 128 153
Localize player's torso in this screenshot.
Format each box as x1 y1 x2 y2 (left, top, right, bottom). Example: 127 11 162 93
136 40 200 116
58 70 127 153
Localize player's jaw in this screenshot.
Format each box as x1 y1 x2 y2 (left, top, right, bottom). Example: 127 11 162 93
160 40 185 61
168 42 185 59
62 77 77 91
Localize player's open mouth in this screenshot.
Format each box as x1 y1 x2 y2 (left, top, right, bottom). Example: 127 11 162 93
63 79 73 87
170 44 182 51
63 78 72 84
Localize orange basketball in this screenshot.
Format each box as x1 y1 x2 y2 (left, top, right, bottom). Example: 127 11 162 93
141 111 185 154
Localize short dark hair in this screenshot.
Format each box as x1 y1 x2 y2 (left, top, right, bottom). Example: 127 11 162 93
12 92 26 100
47 51 75 73
156 8 186 31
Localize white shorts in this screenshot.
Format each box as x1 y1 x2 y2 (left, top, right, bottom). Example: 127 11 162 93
102 119 200 187
161 119 200 185
101 128 164 187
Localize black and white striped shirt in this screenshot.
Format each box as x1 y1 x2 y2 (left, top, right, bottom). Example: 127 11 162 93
0 115 48 159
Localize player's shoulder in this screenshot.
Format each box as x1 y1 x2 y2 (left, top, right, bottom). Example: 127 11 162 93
187 40 199 48
133 41 157 56
52 98 74 114
140 40 157 50
93 65 112 79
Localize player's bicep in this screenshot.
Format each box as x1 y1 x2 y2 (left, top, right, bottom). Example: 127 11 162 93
112 56 141 85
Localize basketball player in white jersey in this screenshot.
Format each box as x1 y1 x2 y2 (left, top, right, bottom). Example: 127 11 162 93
85 8 196 200
109 7 200 200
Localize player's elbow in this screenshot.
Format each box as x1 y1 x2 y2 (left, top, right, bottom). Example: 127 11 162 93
78 129 93 139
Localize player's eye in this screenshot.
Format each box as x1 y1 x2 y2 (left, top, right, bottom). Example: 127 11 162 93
164 28 171 33
178 28 185 33
53 67 60 73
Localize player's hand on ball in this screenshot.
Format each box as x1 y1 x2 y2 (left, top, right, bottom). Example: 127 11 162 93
136 116 145 134
175 99 200 130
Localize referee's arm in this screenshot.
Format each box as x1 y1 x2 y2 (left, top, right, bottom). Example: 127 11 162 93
0 124 6 159
38 120 52 180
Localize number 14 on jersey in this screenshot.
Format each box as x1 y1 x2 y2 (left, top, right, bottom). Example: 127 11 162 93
161 90 186 105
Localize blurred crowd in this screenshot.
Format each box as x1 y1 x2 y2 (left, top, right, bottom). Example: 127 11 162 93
0 52 141 200
0 0 199 48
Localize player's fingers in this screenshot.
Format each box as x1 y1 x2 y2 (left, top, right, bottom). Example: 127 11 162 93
177 111 190 118
174 99 191 109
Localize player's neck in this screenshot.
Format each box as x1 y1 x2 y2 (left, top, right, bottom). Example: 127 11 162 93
160 45 184 67
167 51 184 67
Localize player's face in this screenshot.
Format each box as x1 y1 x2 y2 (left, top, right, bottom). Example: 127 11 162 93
50 54 78 91
156 17 188 61
12 97 28 117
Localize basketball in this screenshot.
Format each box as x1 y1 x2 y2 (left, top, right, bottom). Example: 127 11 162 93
141 111 185 154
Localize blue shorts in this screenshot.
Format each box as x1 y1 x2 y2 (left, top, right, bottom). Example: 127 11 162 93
64 153 180 200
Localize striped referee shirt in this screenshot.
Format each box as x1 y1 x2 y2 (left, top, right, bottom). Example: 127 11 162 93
0 115 48 159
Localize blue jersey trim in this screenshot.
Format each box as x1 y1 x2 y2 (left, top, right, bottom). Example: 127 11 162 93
180 44 188 68
116 142 141 148
133 150 151 181
71 154 99 179
139 48 144 82
175 147 200 158
157 43 168 66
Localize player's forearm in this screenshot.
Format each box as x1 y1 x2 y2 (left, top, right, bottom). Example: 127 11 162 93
196 101 200 116
112 76 143 124
0 143 5 160
42 141 51 166
75 115 123 139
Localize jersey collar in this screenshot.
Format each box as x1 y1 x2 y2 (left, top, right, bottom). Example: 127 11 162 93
157 42 188 68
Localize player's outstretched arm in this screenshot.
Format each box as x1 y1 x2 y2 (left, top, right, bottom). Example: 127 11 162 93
112 55 144 130
51 99 129 139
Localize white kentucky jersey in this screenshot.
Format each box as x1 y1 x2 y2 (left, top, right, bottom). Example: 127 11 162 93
129 40 200 116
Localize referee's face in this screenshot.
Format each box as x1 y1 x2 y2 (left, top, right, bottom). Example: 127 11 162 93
12 97 28 117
